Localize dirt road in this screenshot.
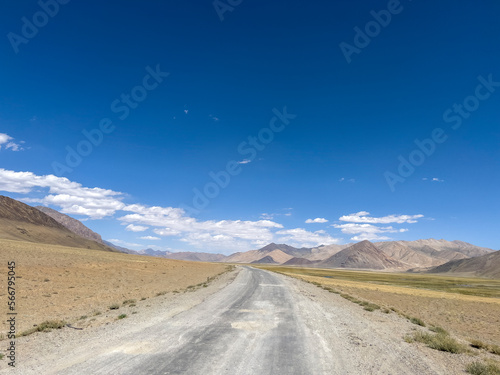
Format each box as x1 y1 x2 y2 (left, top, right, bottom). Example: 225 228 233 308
2 267 459 374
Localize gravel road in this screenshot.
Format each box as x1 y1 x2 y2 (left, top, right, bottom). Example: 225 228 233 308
2 266 461 374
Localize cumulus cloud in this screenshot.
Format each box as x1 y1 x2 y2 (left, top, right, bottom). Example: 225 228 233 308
126 224 149 232
140 236 161 240
305 218 328 224
275 228 340 248
0 133 24 151
333 223 407 241
339 211 423 224
0 169 125 219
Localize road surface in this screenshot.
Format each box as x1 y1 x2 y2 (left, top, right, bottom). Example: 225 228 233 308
7 266 451 374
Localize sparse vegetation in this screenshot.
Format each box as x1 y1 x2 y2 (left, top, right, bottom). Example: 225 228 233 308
19 320 66 337
156 291 167 296
409 317 426 327
122 299 136 305
405 331 467 354
489 345 500 356
79 315 88 320
466 360 500 375
117 314 127 320
471 339 489 350
109 304 120 310
93 311 102 316
429 326 449 335
0 353 4 360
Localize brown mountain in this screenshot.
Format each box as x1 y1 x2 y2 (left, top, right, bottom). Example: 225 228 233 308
282 257 314 266
0 196 116 251
223 244 296 263
427 250 500 278
319 240 404 270
251 255 278 264
36 206 104 244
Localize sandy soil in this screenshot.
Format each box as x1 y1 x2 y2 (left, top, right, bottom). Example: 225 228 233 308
287 273 500 345
0 239 229 335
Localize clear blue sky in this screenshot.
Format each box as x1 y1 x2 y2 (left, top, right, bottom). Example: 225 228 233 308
1 0 499 253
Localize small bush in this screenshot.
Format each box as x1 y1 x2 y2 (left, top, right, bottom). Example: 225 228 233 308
429 326 448 335
409 317 426 327
93 311 102 316
79 315 88 320
122 299 136 305
382 308 391 314
0 353 4 360
117 314 127 320
129 303 136 307
470 339 488 350
466 360 500 375
109 304 120 310
140 297 147 301
19 320 66 336
407 331 467 354
489 345 500 356
156 291 167 296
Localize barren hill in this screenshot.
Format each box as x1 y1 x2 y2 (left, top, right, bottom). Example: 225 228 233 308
427 250 500 278
36 206 104 244
0 196 116 251
320 240 404 270
251 255 277 264
282 257 314 266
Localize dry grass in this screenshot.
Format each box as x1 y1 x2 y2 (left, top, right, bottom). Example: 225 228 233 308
405 330 468 354
0 239 229 335
466 360 500 375
258 265 500 345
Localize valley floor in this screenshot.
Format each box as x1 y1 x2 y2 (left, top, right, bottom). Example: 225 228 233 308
0 266 489 374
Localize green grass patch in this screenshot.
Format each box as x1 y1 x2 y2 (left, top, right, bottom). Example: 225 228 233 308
117 314 127 320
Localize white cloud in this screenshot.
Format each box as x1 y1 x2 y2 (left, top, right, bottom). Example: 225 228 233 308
126 224 149 232
305 218 328 224
237 159 252 164
339 211 423 224
339 177 355 183
0 169 125 219
333 223 408 241
432 178 444 182
0 133 24 151
140 236 161 240
275 228 340 248
209 114 220 121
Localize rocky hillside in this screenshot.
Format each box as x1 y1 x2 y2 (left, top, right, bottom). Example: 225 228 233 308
0 196 116 251
319 240 405 270
427 250 500 278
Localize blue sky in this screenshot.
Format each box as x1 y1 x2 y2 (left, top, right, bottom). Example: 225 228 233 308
1 0 499 253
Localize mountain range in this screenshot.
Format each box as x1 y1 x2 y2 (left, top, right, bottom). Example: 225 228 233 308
0 195 497 277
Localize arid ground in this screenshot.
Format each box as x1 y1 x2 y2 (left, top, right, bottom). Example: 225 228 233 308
257 266 500 346
0 239 229 335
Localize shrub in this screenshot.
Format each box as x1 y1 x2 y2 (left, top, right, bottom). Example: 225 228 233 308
429 326 448 335
470 339 488 350
122 299 136 305
489 345 500 356
409 317 426 327
406 331 467 354
117 314 127 320
109 304 120 310
466 360 500 375
19 320 66 336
